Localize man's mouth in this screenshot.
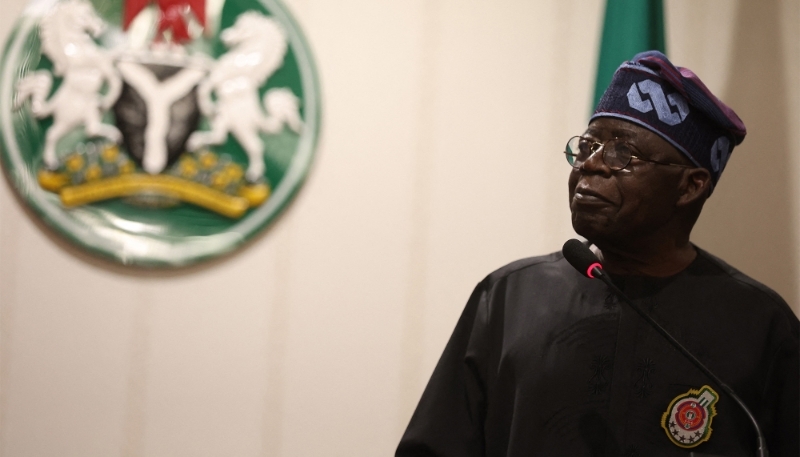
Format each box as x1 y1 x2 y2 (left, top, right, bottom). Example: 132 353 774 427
573 187 613 205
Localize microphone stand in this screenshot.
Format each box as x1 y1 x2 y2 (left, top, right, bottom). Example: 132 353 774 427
590 266 768 457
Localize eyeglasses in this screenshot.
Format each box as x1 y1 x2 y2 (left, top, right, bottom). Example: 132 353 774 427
564 136 694 171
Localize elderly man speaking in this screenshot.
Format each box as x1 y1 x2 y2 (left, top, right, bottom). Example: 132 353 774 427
396 52 799 457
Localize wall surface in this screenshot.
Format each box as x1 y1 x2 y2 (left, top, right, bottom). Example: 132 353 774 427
0 1 797 456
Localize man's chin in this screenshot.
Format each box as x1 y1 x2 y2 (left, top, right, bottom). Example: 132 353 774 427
571 213 616 245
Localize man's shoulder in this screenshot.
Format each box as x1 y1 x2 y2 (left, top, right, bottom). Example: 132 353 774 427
694 246 799 329
482 251 569 286
695 247 786 302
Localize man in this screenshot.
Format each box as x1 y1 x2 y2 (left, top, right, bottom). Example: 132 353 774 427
396 51 799 457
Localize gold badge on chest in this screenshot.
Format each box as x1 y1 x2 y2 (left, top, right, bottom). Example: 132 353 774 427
661 385 719 448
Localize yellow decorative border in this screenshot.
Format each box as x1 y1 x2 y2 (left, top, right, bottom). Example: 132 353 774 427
39 170 269 219
660 385 719 449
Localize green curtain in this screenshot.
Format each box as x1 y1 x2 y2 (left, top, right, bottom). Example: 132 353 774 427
592 0 666 110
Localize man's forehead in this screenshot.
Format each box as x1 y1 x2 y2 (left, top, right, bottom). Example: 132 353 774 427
585 119 646 140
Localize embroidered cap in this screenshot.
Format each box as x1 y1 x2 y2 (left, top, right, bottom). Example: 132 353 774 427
591 51 746 188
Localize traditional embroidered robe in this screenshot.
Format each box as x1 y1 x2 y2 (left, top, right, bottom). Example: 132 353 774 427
397 249 799 457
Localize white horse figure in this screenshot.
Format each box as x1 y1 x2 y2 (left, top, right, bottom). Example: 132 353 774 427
15 0 122 170
187 12 303 182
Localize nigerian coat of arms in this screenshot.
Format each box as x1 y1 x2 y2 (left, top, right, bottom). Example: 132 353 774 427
0 0 320 266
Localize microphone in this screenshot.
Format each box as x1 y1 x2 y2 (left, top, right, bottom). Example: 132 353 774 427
562 238 605 279
561 239 768 457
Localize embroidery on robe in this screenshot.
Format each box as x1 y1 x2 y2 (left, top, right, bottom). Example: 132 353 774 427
661 385 719 448
634 358 655 398
603 291 618 310
621 446 638 457
588 355 611 395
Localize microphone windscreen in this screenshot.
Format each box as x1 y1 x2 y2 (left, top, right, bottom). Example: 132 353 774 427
562 239 602 278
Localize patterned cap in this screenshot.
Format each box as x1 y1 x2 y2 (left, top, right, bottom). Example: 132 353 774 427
591 51 746 187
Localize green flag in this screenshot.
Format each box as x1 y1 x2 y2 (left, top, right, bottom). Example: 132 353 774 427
593 0 666 110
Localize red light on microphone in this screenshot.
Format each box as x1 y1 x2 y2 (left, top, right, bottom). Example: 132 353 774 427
586 262 603 279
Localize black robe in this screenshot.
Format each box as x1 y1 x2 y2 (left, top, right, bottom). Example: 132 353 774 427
397 248 799 457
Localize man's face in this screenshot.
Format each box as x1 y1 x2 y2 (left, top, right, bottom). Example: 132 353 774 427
568 118 689 246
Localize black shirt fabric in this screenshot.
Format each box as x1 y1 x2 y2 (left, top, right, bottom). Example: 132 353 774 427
397 248 799 457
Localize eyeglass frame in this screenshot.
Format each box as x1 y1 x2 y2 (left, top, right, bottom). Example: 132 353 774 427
563 135 695 171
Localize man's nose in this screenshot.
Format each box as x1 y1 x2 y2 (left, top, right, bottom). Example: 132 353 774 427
580 146 612 175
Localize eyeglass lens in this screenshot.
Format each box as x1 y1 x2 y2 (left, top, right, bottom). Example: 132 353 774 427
565 137 632 170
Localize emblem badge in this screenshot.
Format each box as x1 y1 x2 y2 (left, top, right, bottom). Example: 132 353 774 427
0 0 320 266
661 385 719 448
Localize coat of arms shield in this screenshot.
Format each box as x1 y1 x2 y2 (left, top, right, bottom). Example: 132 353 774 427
0 0 320 266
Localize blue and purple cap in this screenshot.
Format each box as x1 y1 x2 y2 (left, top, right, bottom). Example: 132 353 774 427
591 51 746 188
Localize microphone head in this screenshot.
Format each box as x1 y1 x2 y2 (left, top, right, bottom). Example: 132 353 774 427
562 239 604 279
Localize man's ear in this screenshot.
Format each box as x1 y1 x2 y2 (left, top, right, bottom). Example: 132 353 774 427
676 167 712 207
